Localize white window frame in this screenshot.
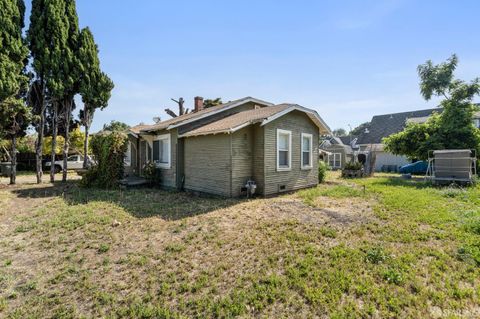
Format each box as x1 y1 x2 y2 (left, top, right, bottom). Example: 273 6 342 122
474 118 480 129
301 133 313 170
153 133 171 169
276 129 292 171
124 142 132 167
328 153 342 169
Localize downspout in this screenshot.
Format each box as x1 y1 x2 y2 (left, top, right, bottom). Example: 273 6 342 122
263 125 266 197
230 133 233 197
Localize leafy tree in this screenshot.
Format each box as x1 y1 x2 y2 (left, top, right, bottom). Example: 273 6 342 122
0 0 29 184
78 27 114 168
384 55 480 160
332 128 347 137
102 120 130 132
42 127 86 155
349 122 371 136
204 98 222 108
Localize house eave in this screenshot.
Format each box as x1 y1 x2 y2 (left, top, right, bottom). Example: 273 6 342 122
166 97 274 131
260 105 332 135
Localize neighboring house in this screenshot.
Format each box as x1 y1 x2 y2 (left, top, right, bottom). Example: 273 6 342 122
126 97 331 197
319 136 354 169
353 107 480 172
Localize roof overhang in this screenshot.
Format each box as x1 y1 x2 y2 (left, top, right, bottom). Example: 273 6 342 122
165 97 274 131
128 131 139 138
178 121 255 138
260 105 332 135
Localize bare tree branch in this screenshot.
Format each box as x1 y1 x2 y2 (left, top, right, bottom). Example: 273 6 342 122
165 108 177 118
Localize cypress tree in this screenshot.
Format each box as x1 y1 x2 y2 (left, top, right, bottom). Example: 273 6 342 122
36 0 81 182
60 0 81 182
28 0 49 183
78 27 114 168
0 0 29 184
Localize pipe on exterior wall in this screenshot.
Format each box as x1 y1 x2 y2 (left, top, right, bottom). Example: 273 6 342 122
229 133 233 197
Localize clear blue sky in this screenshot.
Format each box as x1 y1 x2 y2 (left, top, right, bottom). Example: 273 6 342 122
26 0 480 132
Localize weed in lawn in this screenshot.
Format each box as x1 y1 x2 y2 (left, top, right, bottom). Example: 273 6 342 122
382 268 404 285
439 185 467 198
365 246 388 264
98 243 110 253
319 226 337 238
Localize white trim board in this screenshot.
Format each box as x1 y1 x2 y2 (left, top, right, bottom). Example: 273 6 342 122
153 133 171 169
276 129 292 171
301 133 313 170
260 105 332 135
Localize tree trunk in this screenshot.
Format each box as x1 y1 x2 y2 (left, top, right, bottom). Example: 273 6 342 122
35 107 45 184
50 102 58 183
10 136 17 185
82 104 91 169
62 98 72 182
83 124 90 169
35 80 46 184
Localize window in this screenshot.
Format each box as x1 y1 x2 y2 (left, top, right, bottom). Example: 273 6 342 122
301 133 313 169
474 118 480 129
328 153 342 169
153 134 171 168
124 142 131 166
277 129 292 171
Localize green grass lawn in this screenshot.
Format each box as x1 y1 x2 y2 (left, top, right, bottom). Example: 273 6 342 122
0 173 479 318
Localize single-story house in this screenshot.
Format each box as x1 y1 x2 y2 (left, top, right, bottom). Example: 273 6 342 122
126 97 331 197
352 107 480 172
319 136 354 169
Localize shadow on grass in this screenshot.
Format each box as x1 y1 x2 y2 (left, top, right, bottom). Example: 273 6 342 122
11 181 241 220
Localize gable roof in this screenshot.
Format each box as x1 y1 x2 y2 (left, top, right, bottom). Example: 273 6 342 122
138 97 273 133
356 108 441 145
180 104 331 137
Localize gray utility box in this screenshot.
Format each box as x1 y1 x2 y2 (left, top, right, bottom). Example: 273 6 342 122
0 162 12 177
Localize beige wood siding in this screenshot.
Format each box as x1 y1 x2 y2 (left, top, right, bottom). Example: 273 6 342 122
252 124 265 195
263 111 319 196
231 126 254 197
184 134 231 196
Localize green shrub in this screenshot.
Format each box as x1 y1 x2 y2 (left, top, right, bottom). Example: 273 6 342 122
318 161 327 183
142 161 162 185
344 161 363 170
81 131 128 189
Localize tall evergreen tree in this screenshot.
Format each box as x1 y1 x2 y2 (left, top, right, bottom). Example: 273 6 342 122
28 0 49 183
59 0 81 182
78 27 114 168
36 0 81 182
0 0 29 184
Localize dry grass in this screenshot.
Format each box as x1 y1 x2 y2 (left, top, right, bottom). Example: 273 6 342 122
0 172 479 318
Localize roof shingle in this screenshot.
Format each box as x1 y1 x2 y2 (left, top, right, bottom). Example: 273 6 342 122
138 97 273 133
180 104 291 137
356 108 441 145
